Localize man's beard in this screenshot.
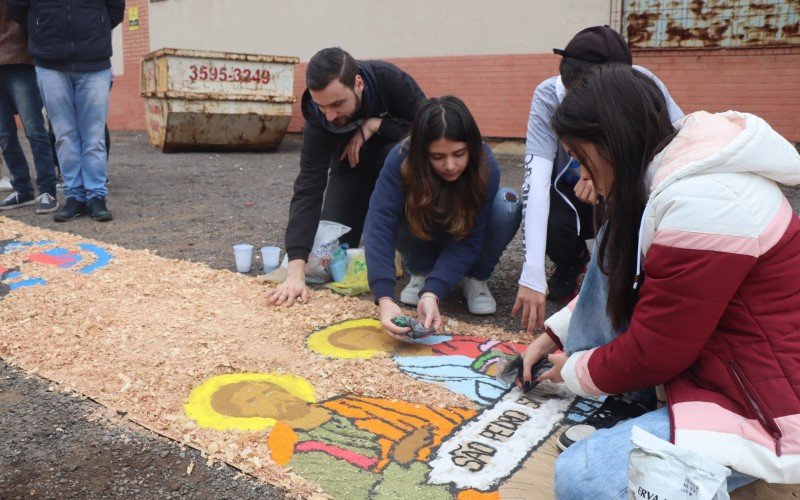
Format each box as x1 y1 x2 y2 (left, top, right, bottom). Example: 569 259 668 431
332 91 361 127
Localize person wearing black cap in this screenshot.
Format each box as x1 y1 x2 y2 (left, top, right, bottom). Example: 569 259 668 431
514 25 682 318
512 25 683 452
552 23 633 65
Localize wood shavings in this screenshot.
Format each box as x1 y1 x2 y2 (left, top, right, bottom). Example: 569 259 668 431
118 373 132 393
0 218 529 498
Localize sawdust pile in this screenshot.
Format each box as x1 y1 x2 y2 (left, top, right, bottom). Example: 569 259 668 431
0 217 526 497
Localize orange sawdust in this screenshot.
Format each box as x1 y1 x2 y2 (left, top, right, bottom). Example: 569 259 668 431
268 421 298 467
322 396 477 471
457 489 500 500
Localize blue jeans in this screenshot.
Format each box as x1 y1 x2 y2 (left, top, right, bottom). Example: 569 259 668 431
35 67 111 202
556 228 756 497
397 187 522 281
564 228 655 407
555 408 756 499
0 64 56 198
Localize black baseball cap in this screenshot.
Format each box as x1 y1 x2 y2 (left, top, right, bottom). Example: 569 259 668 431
553 25 632 65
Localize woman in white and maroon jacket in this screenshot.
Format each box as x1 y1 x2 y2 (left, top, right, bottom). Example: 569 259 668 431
517 64 800 497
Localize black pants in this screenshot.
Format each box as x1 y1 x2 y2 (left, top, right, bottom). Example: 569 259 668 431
320 139 396 249
546 181 595 267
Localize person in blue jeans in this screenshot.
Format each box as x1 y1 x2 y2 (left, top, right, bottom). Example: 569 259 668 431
37 67 113 222
0 2 57 214
364 96 521 337
6 0 124 223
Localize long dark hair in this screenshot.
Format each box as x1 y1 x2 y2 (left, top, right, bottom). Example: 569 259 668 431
401 96 489 241
551 64 676 329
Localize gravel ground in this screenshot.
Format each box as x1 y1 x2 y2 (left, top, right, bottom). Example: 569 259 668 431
0 131 797 497
0 363 284 499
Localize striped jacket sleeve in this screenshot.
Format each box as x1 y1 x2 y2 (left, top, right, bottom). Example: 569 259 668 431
561 174 787 396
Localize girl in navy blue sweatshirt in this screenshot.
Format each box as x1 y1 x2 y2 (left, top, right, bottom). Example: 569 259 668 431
364 96 521 337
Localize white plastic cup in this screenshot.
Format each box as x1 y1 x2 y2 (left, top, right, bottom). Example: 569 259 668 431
233 244 254 273
261 246 281 273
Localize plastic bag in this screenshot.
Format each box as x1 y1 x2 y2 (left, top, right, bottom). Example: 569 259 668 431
305 221 350 284
389 316 436 339
628 426 731 500
325 252 370 296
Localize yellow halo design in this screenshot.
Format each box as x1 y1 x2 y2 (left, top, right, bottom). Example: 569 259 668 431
307 318 386 359
184 373 316 432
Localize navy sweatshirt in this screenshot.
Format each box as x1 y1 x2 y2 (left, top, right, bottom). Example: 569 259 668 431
6 0 124 73
364 142 500 301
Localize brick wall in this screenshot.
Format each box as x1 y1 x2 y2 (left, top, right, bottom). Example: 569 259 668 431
113 16 800 144
287 55 560 140
634 47 800 142
107 0 149 130
288 48 800 143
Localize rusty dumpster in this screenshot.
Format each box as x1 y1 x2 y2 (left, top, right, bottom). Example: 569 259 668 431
140 48 299 152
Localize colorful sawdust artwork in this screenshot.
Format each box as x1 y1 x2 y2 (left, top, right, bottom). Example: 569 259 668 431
1 219 609 499
307 318 526 404
185 318 603 498
0 236 112 298
187 371 478 498
3 220 795 500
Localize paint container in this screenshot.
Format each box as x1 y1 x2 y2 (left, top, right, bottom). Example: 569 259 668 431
328 257 347 282
233 244 253 273
261 246 281 273
327 245 348 282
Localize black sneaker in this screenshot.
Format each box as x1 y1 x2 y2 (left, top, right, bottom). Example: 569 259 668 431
557 394 654 451
547 250 590 303
87 197 113 222
0 191 36 211
53 197 87 222
35 193 59 214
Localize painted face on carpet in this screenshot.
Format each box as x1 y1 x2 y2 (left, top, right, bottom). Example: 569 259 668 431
210 380 333 430
0 238 112 298
185 373 321 432
184 319 605 498
307 318 437 359
309 319 527 404
186 370 480 498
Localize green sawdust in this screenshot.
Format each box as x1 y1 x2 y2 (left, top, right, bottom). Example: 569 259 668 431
374 462 452 500
300 415 380 458
289 451 378 498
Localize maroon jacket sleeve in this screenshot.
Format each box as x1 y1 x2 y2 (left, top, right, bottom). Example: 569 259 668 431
586 244 755 395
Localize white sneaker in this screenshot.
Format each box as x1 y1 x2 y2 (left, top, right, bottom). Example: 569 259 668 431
462 276 496 315
0 176 12 191
400 274 426 306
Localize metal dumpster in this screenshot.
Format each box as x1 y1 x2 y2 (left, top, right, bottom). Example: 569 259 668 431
140 48 299 152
